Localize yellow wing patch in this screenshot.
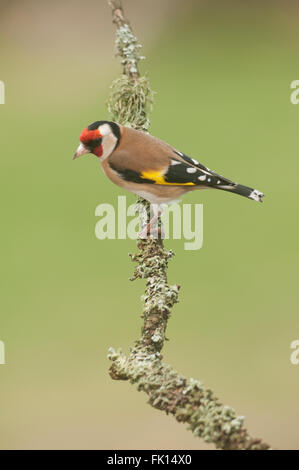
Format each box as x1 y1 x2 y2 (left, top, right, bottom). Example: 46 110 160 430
141 170 195 186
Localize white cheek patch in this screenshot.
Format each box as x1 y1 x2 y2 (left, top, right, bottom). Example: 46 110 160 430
101 133 118 160
99 123 112 136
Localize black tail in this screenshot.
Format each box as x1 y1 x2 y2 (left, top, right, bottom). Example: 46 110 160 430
216 183 264 202
171 151 264 201
199 171 265 202
214 184 264 202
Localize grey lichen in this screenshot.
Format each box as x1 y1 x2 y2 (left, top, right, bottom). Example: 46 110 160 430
108 345 270 449
115 24 145 74
106 0 271 450
107 75 154 132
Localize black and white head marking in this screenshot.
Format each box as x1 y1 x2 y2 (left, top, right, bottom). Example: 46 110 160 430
88 120 121 159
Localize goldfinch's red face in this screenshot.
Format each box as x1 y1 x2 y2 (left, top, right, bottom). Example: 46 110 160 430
73 126 103 159
74 120 121 161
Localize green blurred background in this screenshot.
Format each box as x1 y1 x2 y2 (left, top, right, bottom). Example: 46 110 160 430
1 0 299 450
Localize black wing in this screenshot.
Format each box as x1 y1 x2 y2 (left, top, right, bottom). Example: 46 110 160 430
164 151 236 188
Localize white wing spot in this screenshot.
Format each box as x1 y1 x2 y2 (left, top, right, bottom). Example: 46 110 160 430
186 167 197 174
217 180 221 184
208 178 211 182
198 175 206 181
192 159 199 165
171 160 181 166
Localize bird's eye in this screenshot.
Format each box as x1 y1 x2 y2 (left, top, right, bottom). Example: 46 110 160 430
87 138 102 150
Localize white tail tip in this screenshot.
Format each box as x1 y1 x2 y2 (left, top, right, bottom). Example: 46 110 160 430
249 189 264 202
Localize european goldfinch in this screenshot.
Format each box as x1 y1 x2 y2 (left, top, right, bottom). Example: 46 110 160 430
74 120 264 219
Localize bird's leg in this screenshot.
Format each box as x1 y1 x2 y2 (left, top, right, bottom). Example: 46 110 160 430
138 204 163 239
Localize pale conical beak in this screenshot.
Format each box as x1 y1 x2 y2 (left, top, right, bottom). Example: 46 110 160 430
73 143 90 160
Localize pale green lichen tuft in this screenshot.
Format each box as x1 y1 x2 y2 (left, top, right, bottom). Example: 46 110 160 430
107 75 154 132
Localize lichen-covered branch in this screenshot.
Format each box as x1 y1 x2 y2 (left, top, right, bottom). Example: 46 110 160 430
106 0 271 450
107 0 154 131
